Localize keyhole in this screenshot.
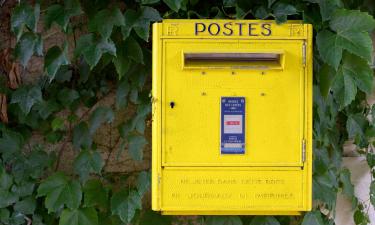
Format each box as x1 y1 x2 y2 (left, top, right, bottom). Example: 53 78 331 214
170 101 175 108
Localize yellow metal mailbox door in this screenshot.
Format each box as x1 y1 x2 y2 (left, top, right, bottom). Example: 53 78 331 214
152 20 312 215
163 39 304 167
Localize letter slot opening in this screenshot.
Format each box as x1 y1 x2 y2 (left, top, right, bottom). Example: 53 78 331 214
183 52 284 69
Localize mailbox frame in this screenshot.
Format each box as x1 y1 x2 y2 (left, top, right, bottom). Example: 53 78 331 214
152 19 313 215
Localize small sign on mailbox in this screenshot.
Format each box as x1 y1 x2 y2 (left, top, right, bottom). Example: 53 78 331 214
152 19 313 215
221 97 245 154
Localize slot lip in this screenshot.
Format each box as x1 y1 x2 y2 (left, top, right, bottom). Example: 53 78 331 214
182 51 285 70
184 53 280 62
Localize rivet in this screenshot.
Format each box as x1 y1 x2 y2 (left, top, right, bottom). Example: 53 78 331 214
260 93 266 96
261 71 265 75
231 71 236 75
201 92 207 96
201 71 206 75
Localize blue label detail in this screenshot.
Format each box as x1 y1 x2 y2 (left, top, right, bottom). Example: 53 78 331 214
221 97 245 154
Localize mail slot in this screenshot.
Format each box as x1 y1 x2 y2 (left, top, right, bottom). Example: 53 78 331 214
152 20 312 215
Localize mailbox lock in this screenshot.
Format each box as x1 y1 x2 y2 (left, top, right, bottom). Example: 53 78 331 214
170 101 175 108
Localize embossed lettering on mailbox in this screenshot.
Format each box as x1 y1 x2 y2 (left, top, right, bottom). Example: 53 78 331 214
152 19 313 215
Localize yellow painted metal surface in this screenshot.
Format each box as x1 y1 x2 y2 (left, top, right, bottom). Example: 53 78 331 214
152 19 312 215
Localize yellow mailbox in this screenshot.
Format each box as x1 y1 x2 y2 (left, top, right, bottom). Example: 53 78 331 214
152 19 312 215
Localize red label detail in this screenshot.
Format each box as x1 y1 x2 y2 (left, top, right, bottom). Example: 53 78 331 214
226 121 240 125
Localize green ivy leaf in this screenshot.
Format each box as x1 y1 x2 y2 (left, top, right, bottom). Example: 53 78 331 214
346 114 367 145
142 0 160 4
249 216 279 225
112 37 144 79
136 171 150 196
75 34 116 68
58 88 80 108
329 10 375 63
272 3 297 24
44 44 70 81
11 181 35 198
83 179 108 208
370 180 375 207
305 0 342 21
330 9 375 32
11 2 40 40
126 37 144 64
331 68 356 108
88 8 124 39
367 153 375 168
14 32 43 67
52 117 65 131
163 0 183 12
205 216 243 225
36 99 60 119
0 190 18 208
313 147 330 175
121 7 161 41
0 165 13 190
313 174 337 209
354 208 370 225
339 168 357 208
59 207 98 225
73 122 92 149
331 53 372 108
318 64 336 97
316 30 342 70
128 134 147 161
115 80 130 109
11 86 43 114
302 211 324 225
31 215 44 225
44 0 82 31
254 6 269 19
9 212 25 225
111 190 142 223
112 42 131 79
0 208 10 224
37 172 82 213
342 55 373 94
139 210 172 225
119 120 134 139
129 88 139 104
89 106 114 135
14 196 36 215
25 149 53 180
74 150 104 182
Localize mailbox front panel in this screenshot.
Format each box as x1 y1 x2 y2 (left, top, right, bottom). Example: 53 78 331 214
152 20 312 215
163 40 304 166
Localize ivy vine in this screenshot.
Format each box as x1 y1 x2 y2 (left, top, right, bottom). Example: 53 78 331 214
0 0 374 225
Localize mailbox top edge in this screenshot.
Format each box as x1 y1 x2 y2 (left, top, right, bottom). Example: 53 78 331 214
153 19 312 40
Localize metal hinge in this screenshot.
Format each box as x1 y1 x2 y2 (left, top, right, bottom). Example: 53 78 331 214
158 174 161 185
157 173 161 208
302 139 306 163
302 42 306 67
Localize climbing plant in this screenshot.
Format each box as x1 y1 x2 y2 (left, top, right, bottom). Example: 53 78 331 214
0 0 374 224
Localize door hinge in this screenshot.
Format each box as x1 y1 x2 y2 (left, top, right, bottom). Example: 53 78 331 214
157 173 162 208
302 139 306 163
302 42 306 67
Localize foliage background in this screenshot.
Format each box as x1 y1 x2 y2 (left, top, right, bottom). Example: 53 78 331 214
0 0 375 225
